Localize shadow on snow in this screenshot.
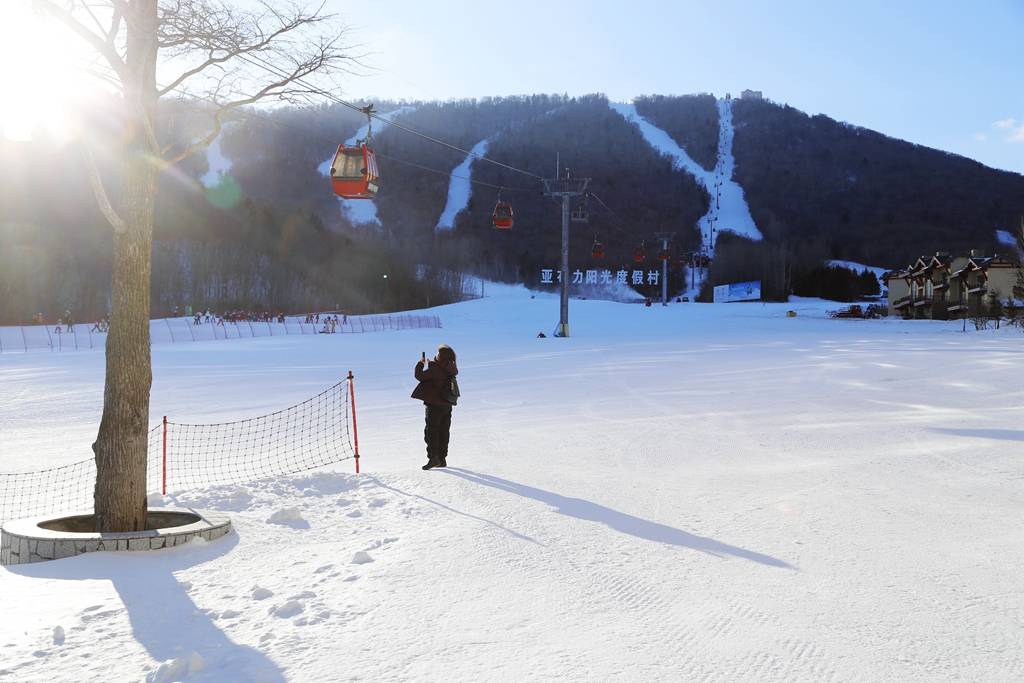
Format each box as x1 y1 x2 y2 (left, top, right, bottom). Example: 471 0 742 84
9 532 285 682
442 468 793 569
929 427 1024 442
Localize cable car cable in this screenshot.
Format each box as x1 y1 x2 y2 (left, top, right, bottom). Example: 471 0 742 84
235 52 544 183
372 151 536 193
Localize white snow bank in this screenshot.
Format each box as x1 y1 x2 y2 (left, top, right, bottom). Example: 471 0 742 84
436 138 489 231
266 507 309 529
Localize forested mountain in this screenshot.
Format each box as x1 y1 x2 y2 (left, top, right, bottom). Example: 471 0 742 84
730 98 1024 266
3 92 1022 322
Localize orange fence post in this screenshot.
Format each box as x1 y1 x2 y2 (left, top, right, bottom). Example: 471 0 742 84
162 416 168 495
348 371 361 473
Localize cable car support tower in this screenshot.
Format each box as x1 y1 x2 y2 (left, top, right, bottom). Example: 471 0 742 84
544 170 590 337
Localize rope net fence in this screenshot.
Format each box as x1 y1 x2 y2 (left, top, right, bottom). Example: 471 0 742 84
0 379 357 526
0 312 441 354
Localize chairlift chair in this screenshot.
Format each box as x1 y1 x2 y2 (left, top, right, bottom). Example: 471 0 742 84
633 242 647 263
571 195 589 223
330 104 379 200
330 143 379 199
492 200 514 230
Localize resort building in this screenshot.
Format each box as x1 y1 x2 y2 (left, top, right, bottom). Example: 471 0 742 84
885 250 1020 319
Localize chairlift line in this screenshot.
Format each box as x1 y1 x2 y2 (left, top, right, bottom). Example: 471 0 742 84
228 52 683 254
235 52 543 184
373 152 534 193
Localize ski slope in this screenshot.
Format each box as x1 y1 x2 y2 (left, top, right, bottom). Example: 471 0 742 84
827 260 888 279
200 128 233 188
610 99 763 253
2 288 1024 681
436 139 489 231
318 107 415 227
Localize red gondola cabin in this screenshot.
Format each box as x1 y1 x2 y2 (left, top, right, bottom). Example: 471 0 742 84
492 201 514 229
330 143 379 199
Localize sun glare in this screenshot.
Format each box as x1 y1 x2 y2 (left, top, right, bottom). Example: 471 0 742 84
0 1 99 143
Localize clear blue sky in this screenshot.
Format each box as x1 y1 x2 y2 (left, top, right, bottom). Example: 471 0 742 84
333 0 1023 174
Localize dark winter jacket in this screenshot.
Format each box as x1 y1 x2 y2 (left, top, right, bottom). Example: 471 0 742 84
411 359 458 406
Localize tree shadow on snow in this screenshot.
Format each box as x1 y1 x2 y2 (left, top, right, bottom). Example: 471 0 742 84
929 427 1024 442
442 469 793 569
10 531 286 682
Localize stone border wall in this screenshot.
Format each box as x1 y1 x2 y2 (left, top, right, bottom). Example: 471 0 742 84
1 509 231 566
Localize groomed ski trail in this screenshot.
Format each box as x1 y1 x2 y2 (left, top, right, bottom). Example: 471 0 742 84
436 139 490 232
609 99 762 254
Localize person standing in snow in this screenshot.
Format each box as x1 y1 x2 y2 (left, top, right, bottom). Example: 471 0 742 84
411 344 459 470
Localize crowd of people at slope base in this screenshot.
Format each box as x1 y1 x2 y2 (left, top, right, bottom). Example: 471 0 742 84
171 306 349 333
28 307 351 336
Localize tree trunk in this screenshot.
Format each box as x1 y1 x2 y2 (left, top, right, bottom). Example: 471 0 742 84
93 0 159 533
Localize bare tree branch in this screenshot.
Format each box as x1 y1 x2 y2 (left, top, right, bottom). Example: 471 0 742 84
36 0 127 83
156 1 329 96
164 45 335 164
155 1 356 164
81 140 126 234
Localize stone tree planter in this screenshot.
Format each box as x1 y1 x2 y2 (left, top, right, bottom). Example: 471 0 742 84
1 509 231 566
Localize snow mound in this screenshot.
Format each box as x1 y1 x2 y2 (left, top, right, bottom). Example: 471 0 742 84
251 587 273 600
146 652 204 683
291 472 359 496
171 484 254 512
266 507 309 529
52 626 64 645
351 550 374 565
270 600 304 619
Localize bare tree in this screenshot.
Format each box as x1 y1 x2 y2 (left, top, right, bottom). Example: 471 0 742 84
37 0 356 532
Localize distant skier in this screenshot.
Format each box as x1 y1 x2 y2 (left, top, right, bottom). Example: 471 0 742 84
411 344 459 470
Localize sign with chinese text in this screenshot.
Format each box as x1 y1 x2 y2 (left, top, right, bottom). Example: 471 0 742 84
539 268 662 286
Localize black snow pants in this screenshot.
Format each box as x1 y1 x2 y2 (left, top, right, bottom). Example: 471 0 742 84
424 403 453 464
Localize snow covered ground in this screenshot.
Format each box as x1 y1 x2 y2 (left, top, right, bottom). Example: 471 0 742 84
3 286 1024 681
436 139 489 231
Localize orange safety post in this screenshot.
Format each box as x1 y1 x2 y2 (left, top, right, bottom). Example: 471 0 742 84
348 371 361 473
162 416 168 495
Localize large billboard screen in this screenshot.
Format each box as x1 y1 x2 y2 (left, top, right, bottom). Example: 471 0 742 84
713 280 761 303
